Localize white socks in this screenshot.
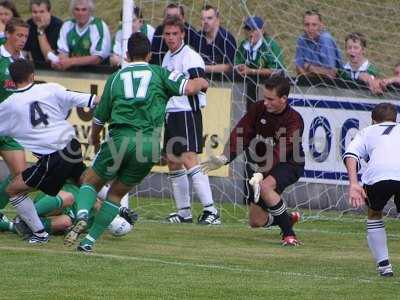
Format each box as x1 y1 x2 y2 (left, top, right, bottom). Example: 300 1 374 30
188 165 217 215
367 219 389 265
10 194 44 233
169 169 191 218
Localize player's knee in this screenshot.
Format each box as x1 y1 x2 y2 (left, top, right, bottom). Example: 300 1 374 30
62 216 73 229
368 208 382 219
59 191 74 208
248 214 266 228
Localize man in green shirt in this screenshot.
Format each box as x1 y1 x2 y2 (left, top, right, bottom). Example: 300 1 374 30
234 16 284 77
64 32 208 252
0 18 29 214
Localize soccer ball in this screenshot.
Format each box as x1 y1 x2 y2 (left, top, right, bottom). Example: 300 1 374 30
108 215 133 236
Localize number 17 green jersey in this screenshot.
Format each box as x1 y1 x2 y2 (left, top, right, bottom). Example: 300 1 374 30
94 62 188 136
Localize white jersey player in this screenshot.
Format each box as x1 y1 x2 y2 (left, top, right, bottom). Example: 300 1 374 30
343 102 400 277
161 16 220 225
0 59 97 244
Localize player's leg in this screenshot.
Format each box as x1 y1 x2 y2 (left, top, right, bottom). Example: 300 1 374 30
182 151 219 225
364 181 396 277
6 173 48 243
77 140 154 252
34 191 74 216
64 168 106 246
184 110 218 224
0 146 26 209
258 163 303 246
77 180 130 252
165 111 192 222
45 215 73 234
0 211 16 233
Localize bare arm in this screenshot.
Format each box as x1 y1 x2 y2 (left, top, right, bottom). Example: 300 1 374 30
90 122 103 148
205 64 231 74
54 55 102 70
37 33 55 62
184 78 209 95
345 157 366 208
307 64 337 79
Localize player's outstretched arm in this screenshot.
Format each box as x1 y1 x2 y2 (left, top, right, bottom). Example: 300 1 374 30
345 157 366 208
89 122 103 149
201 154 228 174
184 77 209 96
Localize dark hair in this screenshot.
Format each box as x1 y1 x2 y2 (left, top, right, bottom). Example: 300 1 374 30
304 9 321 21
5 18 29 34
9 59 34 84
29 0 51 11
165 3 184 18
163 15 185 33
0 0 20 18
119 6 143 21
394 62 400 69
202 4 219 17
372 103 397 123
127 32 150 60
345 32 367 48
263 73 291 98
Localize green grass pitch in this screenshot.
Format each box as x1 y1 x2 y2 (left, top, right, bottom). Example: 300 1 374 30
1 198 399 300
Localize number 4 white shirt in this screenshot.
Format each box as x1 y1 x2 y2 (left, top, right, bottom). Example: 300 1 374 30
343 121 400 185
0 82 95 155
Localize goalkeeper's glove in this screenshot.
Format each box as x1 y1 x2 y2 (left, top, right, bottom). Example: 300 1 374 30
201 155 228 173
249 173 263 203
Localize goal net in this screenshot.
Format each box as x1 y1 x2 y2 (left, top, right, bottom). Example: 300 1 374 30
30 0 400 222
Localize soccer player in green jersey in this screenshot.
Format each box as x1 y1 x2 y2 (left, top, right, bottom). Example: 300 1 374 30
64 32 208 252
0 18 28 215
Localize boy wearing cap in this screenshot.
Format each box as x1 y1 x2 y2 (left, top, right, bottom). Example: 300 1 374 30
234 16 284 77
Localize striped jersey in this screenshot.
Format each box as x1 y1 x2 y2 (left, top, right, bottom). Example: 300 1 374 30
162 43 206 112
0 83 95 154
57 17 111 58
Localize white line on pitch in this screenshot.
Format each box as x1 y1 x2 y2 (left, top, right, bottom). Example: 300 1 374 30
0 246 379 284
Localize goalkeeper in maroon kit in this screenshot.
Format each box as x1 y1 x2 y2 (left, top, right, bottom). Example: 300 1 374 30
202 74 304 246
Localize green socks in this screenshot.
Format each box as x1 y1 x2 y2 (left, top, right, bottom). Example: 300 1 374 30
80 200 120 247
34 195 63 216
0 175 11 209
76 184 98 219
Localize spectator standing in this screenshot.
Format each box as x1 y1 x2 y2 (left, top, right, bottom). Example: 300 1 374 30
24 0 63 63
295 9 342 79
0 1 19 45
54 0 111 70
198 5 236 74
150 3 200 65
234 16 284 77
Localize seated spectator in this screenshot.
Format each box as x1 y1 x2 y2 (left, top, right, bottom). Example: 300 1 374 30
53 0 111 70
381 63 400 88
0 0 19 44
234 16 284 77
339 32 381 94
150 3 200 65
198 5 236 74
110 6 155 67
24 0 63 64
295 9 342 79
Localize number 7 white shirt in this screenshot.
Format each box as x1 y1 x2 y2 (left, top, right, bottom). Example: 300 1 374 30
0 82 95 155
343 121 400 185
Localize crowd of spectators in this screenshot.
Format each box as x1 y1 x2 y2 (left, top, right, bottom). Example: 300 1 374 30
5 0 400 93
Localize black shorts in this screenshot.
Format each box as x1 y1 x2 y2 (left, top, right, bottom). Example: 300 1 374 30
255 162 304 210
364 180 400 211
163 110 203 156
22 139 86 196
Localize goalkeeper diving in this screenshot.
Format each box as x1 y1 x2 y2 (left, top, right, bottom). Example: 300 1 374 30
202 74 304 246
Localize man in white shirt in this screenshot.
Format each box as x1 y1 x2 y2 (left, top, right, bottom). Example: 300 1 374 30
344 102 400 277
0 59 97 243
162 16 220 225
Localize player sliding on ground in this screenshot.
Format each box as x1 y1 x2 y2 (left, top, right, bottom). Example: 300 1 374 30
0 59 97 243
64 32 209 252
344 102 400 277
201 74 304 246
